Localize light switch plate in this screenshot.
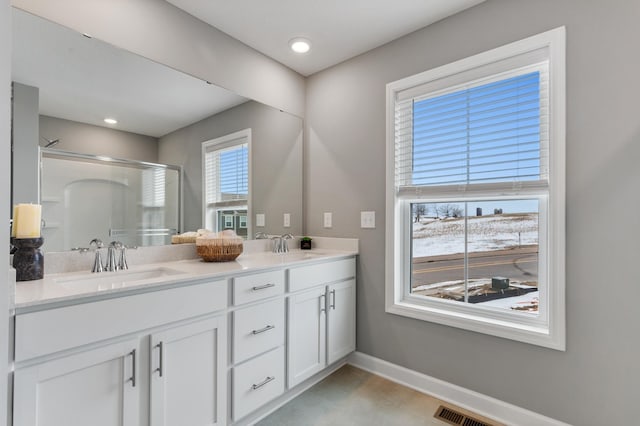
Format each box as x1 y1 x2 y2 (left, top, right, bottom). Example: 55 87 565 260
283 213 291 228
361 211 375 228
256 213 265 227
323 212 332 228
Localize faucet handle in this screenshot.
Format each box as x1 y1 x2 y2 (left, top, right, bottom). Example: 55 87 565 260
105 242 121 271
118 246 129 270
92 250 104 273
89 238 103 249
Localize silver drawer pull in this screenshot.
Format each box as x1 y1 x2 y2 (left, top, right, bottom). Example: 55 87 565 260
252 325 275 335
128 349 136 387
251 376 275 390
252 283 276 291
155 341 164 377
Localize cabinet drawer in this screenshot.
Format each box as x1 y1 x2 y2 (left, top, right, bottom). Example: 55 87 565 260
15 280 227 362
233 299 284 363
233 346 285 421
233 270 284 305
289 258 355 292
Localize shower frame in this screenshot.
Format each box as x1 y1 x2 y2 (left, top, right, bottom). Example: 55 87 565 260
38 147 183 246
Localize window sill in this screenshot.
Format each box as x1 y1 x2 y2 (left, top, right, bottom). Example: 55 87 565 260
386 298 565 351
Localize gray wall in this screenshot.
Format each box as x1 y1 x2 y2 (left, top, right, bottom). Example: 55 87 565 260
11 82 38 204
159 101 303 235
12 0 305 118
305 1 639 424
1 0 10 424
40 116 159 163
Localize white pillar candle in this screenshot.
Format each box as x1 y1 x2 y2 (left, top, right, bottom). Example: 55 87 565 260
15 204 42 238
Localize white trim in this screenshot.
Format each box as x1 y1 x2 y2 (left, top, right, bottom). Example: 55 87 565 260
201 128 252 236
348 352 570 426
385 27 566 350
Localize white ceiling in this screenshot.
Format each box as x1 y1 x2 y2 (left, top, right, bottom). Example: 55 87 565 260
166 0 485 76
12 9 248 138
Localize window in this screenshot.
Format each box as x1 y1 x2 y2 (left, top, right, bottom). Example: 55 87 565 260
386 28 565 349
202 129 251 239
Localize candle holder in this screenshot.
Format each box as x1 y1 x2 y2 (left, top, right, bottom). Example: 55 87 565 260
11 237 44 281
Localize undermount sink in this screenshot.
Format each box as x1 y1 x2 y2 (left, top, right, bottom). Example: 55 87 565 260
54 267 186 291
279 251 328 261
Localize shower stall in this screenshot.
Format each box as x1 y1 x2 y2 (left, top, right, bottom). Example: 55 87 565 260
39 149 181 252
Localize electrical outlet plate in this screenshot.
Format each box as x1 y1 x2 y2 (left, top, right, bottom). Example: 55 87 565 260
361 211 375 228
323 212 332 228
256 213 265 227
283 213 291 228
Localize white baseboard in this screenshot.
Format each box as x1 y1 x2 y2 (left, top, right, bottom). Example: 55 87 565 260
347 351 569 426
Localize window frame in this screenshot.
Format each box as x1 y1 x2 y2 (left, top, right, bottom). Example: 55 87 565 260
385 28 566 350
202 128 252 236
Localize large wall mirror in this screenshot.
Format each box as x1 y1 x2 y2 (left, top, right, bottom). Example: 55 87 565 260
11 8 303 252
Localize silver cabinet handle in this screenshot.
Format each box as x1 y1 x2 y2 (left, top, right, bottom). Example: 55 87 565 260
128 349 136 387
251 325 275 335
320 294 326 313
251 376 275 390
330 289 336 310
252 283 276 291
155 341 164 377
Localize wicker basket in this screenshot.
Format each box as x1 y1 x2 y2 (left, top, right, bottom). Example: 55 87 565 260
196 237 243 262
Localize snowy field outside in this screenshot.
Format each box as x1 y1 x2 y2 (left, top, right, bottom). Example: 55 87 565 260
412 213 538 257
411 212 539 313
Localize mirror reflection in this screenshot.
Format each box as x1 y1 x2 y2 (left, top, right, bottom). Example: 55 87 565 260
10 8 303 251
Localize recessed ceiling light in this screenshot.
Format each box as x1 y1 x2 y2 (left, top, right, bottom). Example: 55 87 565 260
289 37 311 54
104 118 117 125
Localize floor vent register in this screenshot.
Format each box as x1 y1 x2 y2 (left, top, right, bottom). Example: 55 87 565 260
434 405 495 426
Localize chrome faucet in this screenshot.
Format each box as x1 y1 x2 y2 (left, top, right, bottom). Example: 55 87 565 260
255 232 269 239
105 241 123 272
271 233 294 253
271 235 283 253
281 233 294 253
89 238 104 273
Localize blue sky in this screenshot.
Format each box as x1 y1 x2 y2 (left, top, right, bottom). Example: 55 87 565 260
219 145 248 195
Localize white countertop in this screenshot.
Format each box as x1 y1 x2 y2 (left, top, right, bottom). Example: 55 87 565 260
14 248 357 311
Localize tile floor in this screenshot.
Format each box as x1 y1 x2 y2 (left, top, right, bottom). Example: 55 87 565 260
257 364 498 426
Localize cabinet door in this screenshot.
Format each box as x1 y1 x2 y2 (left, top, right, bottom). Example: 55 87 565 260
13 339 140 426
149 315 227 426
287 287 327 388
327 279 356 364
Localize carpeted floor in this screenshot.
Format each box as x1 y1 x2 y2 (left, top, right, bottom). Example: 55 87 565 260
257 364 498 426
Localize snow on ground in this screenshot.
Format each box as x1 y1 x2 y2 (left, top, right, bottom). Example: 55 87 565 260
412 213 538 257
478 291 539 313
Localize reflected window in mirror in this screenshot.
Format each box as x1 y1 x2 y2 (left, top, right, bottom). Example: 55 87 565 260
203 129 251 238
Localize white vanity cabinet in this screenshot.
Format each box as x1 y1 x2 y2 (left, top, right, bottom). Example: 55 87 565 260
13 338 141 426
326 279 356 365
149 316 227 426
13 279 228 426
12 252 358 426
287 259 356 388
230 270 286 422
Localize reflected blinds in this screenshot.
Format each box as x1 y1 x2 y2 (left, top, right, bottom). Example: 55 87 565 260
205 142 248 205
142 168 166 207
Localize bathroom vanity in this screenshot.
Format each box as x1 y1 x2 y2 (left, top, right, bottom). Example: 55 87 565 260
10 245 357 426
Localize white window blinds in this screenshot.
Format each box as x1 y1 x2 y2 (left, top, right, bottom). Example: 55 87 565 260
205 142 248 205
141 167 166 207
395 61 549 195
